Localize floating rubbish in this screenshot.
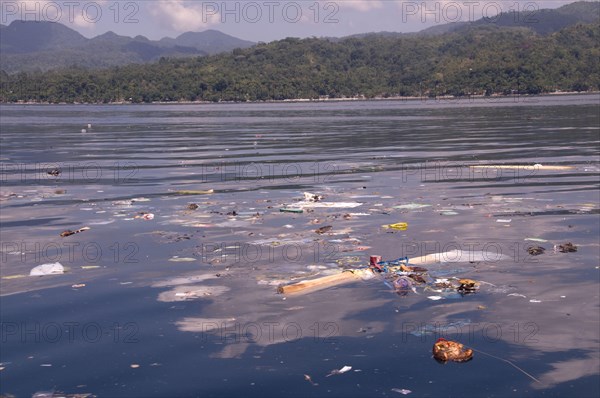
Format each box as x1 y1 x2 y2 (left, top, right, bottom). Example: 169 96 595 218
30 262 64 276
556 242 578 253
428 296 443 301
457 279 479 293
135 212 154 220
315 225 333 234
441 211 458 216
529 299 542 303
60 226 90 237
326 365 352 377
71 284 86 288
527 246 545 255
508 293 527 298
47 169 61 177
2 274 27 280
304 374 319 386
393 276 416 296
81 265 101 270
470 164 573 170
280 208 303 213
303 192 324 202
175 189 214 195
130 364 140 368
496 219 512 223
382 222 408 230
168 257 197 262
525 237 548 243
394 203 430 210
187 203 199 210
391 388 412 395
432 338 473 363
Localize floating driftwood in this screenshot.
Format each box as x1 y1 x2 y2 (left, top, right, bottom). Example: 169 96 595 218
277 270 368 294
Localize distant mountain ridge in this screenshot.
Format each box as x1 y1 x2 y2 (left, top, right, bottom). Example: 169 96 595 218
0 1 597 73
342 1 599 38
0 21 255 73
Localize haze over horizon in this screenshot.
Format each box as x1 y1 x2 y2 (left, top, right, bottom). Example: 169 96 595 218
0 0 582 42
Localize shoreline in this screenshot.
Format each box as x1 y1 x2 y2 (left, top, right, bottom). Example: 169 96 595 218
1 91 598 106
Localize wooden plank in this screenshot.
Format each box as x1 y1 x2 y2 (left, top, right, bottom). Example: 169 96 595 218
277 270 368 295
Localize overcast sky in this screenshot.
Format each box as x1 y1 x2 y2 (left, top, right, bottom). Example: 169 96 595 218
0 0 582 41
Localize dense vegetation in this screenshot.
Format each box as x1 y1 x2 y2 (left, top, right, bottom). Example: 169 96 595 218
1 23 598 103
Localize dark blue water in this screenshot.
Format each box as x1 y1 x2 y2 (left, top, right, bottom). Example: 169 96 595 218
1 95 599 397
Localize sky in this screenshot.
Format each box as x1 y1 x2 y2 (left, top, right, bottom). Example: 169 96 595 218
0 0 584 42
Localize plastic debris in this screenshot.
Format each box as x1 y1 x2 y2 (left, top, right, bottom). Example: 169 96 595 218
168 257 197 262
60 226 90 237
525 237 548 243
382 222 408 230
508 293 527 298
394 203 430 210
391 388 412 395
428 296 443 301
2 274 27 280
30 262 64 276
527 246 545 255
441 211 458 216
187 203 199 210
47 169 61 177
71 284 86 288
432 338 473 363
496 219 512 223
556 242 578 253
303 192 323 202
304 374 319 386
529 299 542 303
130 364 140 368
135 212 154 220
326 365 352 377
280 208 303 213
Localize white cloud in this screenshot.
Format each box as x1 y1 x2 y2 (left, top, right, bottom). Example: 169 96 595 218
338 0 384 12
150 1 219 32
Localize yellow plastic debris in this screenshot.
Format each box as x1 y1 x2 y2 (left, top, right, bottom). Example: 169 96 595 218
382 222 408 231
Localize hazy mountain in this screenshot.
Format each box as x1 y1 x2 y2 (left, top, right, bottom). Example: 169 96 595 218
0 21 255 73
158 30 255 54
419 1 600 35
341 1 599 39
